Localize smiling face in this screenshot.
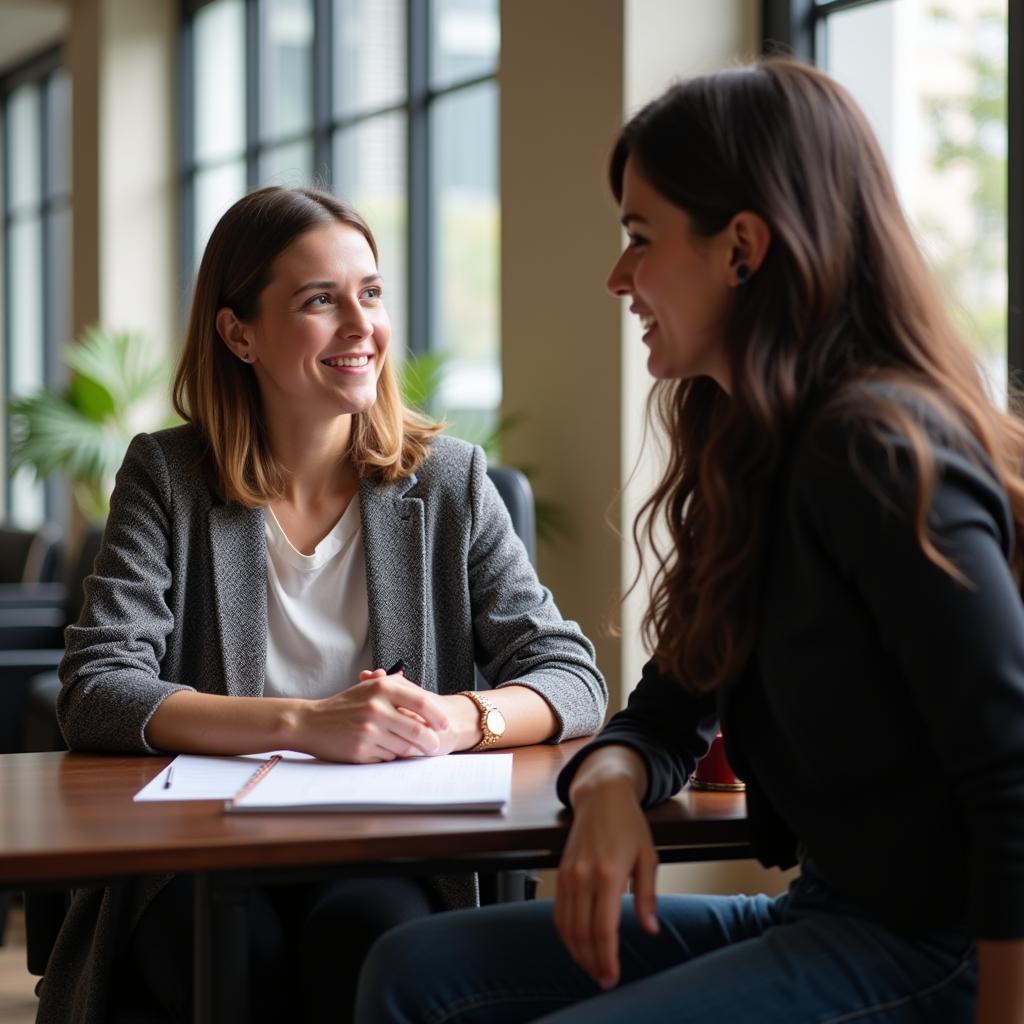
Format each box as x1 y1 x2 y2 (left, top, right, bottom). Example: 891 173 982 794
222 221 390 422
607 158 734 390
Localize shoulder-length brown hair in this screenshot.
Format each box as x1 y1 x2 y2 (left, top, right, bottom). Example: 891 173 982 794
615 59 1024 693
173 185 441 506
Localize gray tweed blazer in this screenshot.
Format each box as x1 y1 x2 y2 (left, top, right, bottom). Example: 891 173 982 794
38 424 606 1024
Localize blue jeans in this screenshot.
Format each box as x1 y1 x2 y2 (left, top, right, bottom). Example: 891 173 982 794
355 869 975 1023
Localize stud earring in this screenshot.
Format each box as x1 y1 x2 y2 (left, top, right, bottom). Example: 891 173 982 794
736 263 751 285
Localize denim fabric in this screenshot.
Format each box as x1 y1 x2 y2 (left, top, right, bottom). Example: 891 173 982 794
355 869 975 1023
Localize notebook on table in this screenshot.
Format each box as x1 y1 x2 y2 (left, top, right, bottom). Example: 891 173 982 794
133 750 513 814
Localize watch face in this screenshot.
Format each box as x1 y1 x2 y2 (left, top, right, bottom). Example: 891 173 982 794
485 707 507 737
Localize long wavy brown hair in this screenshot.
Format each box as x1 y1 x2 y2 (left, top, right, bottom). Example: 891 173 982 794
618 59 1024 693
173 186 441 506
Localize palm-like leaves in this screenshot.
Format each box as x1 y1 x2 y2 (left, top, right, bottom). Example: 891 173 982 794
398 351 451 413
398 351 567 542
10 326 175 521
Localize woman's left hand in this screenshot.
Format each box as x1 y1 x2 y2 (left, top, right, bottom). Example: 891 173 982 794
358 670 478 754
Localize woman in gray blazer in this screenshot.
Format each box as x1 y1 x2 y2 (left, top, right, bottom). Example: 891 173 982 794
39 186 607 1024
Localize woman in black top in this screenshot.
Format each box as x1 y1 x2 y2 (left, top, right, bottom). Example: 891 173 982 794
354 59 1024 1023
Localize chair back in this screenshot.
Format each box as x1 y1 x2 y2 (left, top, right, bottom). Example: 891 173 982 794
66 525 104 624
0 523 64 584
474 466 538 699
477 465 542 904
486 466 536 567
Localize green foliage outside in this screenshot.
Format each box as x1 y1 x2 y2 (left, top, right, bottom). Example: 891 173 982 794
399 350 567 542
922 3 1007 361
10 326 177 522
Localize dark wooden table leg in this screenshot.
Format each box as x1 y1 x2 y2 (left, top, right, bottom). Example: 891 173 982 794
194 871 249 1024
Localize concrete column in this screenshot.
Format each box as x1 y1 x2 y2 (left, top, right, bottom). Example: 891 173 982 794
68 0 177 349
500 0 627 706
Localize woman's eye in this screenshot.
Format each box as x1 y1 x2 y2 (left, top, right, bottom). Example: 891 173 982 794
627 233 648 249
362 286 383 301
306 293 331 307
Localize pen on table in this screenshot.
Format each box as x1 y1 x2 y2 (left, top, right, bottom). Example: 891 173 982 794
163 765 174 790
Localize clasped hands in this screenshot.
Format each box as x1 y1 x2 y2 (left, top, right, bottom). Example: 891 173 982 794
297 666 477 763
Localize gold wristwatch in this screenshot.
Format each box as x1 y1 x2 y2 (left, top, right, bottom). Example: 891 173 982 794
460 690 507 751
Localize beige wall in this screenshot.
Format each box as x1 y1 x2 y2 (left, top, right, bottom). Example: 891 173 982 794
64 0 176 539
500 0 627 707
68 0 177 351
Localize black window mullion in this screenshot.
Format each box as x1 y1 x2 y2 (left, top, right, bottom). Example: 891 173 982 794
1009 0 1023 375
1 46 64 523
39 75 63 523
407 0 431 356
245 0 260 188
39 76 53 385
813 0 883 18
178 0 196 307
2 96 12 521
761 0 817 61
313 0 332 182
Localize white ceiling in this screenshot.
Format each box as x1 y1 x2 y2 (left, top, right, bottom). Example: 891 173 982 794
0 0 68 77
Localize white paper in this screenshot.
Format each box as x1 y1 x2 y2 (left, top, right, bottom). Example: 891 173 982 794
132 750 313 802
228 752 512 813
133 751 513 814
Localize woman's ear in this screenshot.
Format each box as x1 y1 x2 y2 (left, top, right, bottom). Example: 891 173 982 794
726 211 771 287
215 308 256 364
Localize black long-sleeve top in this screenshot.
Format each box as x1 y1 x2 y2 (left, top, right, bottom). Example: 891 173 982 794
558 390 1024 939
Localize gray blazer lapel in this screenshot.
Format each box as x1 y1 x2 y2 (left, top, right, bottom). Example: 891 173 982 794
360 473 428 688
209 503 267 697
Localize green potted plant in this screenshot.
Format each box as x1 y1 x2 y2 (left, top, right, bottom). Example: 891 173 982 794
10 325 177 522
398 351 566 542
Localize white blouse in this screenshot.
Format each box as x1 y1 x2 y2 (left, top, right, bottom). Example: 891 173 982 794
262 498 373 700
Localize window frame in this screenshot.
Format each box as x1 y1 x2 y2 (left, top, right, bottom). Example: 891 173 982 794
762 0 1022 380
178 0 500 358
1 44 70 525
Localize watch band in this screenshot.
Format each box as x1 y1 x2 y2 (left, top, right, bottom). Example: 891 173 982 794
459 690 503 751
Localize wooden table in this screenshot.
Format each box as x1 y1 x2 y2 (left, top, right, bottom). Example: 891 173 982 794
0 740 750 1021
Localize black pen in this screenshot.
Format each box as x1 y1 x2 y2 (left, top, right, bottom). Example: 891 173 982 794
387 659 408 677
163 765 175 790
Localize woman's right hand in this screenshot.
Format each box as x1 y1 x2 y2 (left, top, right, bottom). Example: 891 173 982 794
296 672 450 762
555 745 659 991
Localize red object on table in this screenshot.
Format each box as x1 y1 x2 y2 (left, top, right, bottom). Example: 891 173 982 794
690 732 745 791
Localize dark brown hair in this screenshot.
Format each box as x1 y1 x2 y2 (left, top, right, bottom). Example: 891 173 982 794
614 59 1024 692
173 186 440 505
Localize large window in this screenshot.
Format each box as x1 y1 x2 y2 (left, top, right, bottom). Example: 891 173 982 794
1 49 71 526
763 0 1019 400
181 0 500 438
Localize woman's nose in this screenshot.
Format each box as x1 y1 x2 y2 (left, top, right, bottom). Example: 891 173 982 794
339 302 372 339
606 251 633 297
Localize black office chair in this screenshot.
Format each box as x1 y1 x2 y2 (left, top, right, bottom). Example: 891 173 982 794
477 465 540 904
8 528 104 973
0 523 67 648
0 523 65 949
16 525 104 756
0 522 64 586
19 524 163 1021
485 465 537 566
